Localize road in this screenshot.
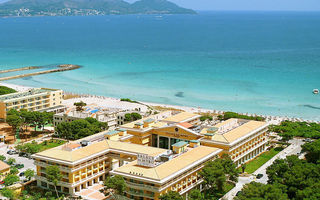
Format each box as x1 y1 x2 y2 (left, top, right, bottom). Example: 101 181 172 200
223 138 305 200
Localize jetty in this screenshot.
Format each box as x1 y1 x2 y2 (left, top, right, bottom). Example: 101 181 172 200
0 64 80 81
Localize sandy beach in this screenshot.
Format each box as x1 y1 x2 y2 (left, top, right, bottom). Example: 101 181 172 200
0 82 318 125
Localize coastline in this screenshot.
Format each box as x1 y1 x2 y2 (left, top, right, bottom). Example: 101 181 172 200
1 82 318 124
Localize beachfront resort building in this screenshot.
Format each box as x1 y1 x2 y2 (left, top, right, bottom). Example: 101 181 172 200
33 111 269 199
121 112 269 166
0 88 64 120
0 160 10 181
32 127 221 199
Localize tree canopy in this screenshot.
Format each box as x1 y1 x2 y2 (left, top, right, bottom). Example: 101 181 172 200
200 154 238 196
0 86 16 95
235 182 288 200
266 155 320 199
124 112 142 122
104 175 126 196
55 117 108 140
302 139 320 163
46 165 62 198
270 121 320 139
74 101 86 112
218 112 265 121
3 174 20 186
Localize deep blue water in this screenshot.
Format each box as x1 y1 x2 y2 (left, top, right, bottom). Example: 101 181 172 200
0 11 320 119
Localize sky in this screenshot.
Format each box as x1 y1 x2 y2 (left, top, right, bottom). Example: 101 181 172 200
127 0 320 11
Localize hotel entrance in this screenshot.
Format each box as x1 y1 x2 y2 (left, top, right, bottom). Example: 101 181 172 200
152 134 187 150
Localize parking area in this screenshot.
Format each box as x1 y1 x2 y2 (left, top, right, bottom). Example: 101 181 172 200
0 144 36 174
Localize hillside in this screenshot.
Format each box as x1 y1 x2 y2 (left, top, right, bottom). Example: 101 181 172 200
0 0 196 17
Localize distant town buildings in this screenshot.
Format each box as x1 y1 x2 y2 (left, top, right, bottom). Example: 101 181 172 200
0 88 64 120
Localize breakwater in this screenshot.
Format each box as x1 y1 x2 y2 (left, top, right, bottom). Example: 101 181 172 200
0 66 40 73
0 64 80 81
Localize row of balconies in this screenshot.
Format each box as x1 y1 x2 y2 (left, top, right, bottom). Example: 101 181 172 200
125 181 159 192
35 158 110 174
231 136 267 154
233 140 267 162
178 179 203 195
125 190 154 198
158 164 203 191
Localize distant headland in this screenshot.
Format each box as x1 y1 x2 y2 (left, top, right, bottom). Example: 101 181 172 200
0 0 196 17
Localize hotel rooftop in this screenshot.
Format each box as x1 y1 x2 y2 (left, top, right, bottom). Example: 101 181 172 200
34 139 167 164
112 146 221 183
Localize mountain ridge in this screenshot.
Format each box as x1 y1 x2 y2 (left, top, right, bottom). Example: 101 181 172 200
0 0 196 17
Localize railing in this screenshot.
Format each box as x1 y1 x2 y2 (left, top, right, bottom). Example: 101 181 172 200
125 181 159 192
233 139 268 163
179 179 203 195
125 190 154 198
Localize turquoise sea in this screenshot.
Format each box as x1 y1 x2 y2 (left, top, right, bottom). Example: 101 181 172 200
0 11 320 120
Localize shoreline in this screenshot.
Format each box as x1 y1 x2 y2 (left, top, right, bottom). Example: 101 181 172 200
1 82 318 124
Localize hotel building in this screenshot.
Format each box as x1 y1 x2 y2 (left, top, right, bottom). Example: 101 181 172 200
121 112 269 166
33 111 269 199
0 88 64 119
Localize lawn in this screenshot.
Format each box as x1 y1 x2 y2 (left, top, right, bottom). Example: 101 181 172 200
243 147 284 174
39 139 66 152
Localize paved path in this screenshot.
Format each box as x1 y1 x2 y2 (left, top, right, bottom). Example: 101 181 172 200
223 138 305 200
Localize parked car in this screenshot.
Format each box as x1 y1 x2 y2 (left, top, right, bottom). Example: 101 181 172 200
257 174 264 179
15 164 24 169
0 181 4 185
7 150 17 155
19 172 25 177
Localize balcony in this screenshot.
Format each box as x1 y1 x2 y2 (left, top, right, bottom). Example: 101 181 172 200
125 181 159 192
179 179 203 195
125 190 154 198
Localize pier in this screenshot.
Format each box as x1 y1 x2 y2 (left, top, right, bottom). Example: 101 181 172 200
0 64 80 81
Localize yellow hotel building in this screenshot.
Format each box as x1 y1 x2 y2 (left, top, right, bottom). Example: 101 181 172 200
33 111 269 199
33 128 221 199
121 112 269 166
0 88 63 119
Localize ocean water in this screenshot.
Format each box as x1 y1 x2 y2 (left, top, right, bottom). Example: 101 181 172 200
0 11 320 120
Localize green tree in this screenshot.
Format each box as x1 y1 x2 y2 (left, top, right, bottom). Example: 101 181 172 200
9 167 19 175
0 155 6 161
189 189 204 200
302 139 320 163
74 101 86 112
235 182 287 200
159 191 183 200
0 188 16 199
25 169 35 181
7 158 16 165
46 165 62 198
104 175 126 197
6 114 22 139
56 118 108 140
131 113 142 121
266 155 320 199
200 155 238 194
3 174 20 186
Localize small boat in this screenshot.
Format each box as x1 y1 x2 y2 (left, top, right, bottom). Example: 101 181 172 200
313 89 319 94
